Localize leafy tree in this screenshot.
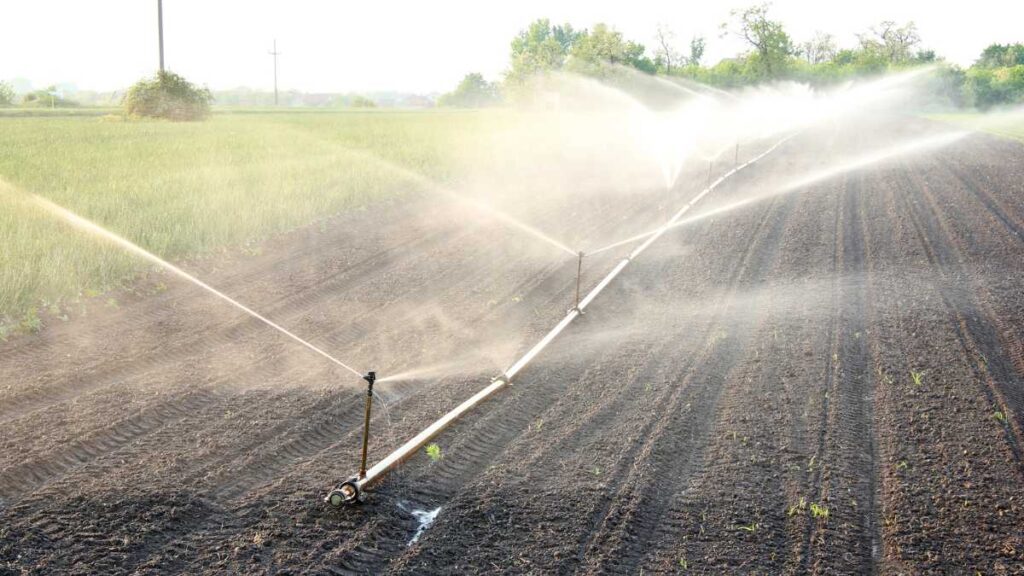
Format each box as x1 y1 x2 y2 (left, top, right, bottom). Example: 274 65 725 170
857 21 921 64
438 73 500 107
975 43 1024 68
688 36 706 67
964 65 1024 109
569 23 656 76
124 71 211 120
723 3 794 78
507 19 581 84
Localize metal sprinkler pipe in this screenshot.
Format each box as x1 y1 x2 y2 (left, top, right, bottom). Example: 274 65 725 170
325 134 797 507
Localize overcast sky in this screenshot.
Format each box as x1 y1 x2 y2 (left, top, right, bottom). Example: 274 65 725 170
2 0 1022 94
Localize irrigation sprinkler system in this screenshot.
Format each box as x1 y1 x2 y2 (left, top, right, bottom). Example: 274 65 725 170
324 134 796 507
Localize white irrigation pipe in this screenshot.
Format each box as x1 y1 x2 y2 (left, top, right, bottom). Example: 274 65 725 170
332 134 796 504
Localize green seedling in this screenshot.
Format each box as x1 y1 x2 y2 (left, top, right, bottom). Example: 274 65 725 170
993 411 1007 424
738 522 759 532
20 307 42 333
810 503 829 519
910 370 924 387
425 443 442 462
788 497 808 516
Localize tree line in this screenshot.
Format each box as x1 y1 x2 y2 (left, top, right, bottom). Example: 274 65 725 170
440 3 1024 111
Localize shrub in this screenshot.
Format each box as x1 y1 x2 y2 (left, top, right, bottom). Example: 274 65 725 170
350 95 377 108
123 71 212 121
21 88 77 108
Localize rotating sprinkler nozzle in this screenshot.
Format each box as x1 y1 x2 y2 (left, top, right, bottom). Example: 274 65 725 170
324 370 376 507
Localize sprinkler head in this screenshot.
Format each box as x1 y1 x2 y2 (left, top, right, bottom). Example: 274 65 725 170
363 371 376 385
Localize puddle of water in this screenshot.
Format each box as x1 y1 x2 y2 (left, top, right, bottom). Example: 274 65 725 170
408 506 442 545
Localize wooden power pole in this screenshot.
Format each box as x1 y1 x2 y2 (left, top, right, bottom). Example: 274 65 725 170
157 0 165 72
269 40 281 105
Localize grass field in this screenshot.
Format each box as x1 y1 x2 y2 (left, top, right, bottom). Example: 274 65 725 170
928 110 1024 141
0 110 493 335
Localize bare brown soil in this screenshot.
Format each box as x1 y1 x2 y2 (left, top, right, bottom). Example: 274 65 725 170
1 117 1022 575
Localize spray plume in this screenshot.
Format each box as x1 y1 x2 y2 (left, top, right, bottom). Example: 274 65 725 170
588 129 968 256
30 195 364 380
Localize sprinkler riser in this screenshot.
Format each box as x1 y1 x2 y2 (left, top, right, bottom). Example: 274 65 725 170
358 371 376 480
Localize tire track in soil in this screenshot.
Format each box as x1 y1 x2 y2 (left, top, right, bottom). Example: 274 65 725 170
896 160 1024 468
576 192 797 575
930 155 1024 379
800 172 879 575
866 165 1024 573
944 160 1024 241
0 387 217 507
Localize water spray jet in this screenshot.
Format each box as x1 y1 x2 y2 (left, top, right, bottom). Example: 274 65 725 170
30 195 364 380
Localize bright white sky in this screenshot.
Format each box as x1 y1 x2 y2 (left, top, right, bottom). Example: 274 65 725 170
2 0 1021 94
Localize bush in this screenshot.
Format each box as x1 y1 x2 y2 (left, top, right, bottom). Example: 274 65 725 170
123 71 212 121
21 88 77 108
965 65 1024 110
350 95 377 108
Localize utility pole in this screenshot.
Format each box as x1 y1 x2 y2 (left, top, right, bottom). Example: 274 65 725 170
157 0 165 72
269 39 281 105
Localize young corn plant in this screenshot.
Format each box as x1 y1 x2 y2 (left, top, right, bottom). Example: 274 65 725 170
787 497 808 516
910 370 924 387
810 503 830 520
425 443 442 462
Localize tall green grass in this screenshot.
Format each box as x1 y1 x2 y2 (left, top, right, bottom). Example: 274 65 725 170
0 110 496 334
928 111 1024 142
